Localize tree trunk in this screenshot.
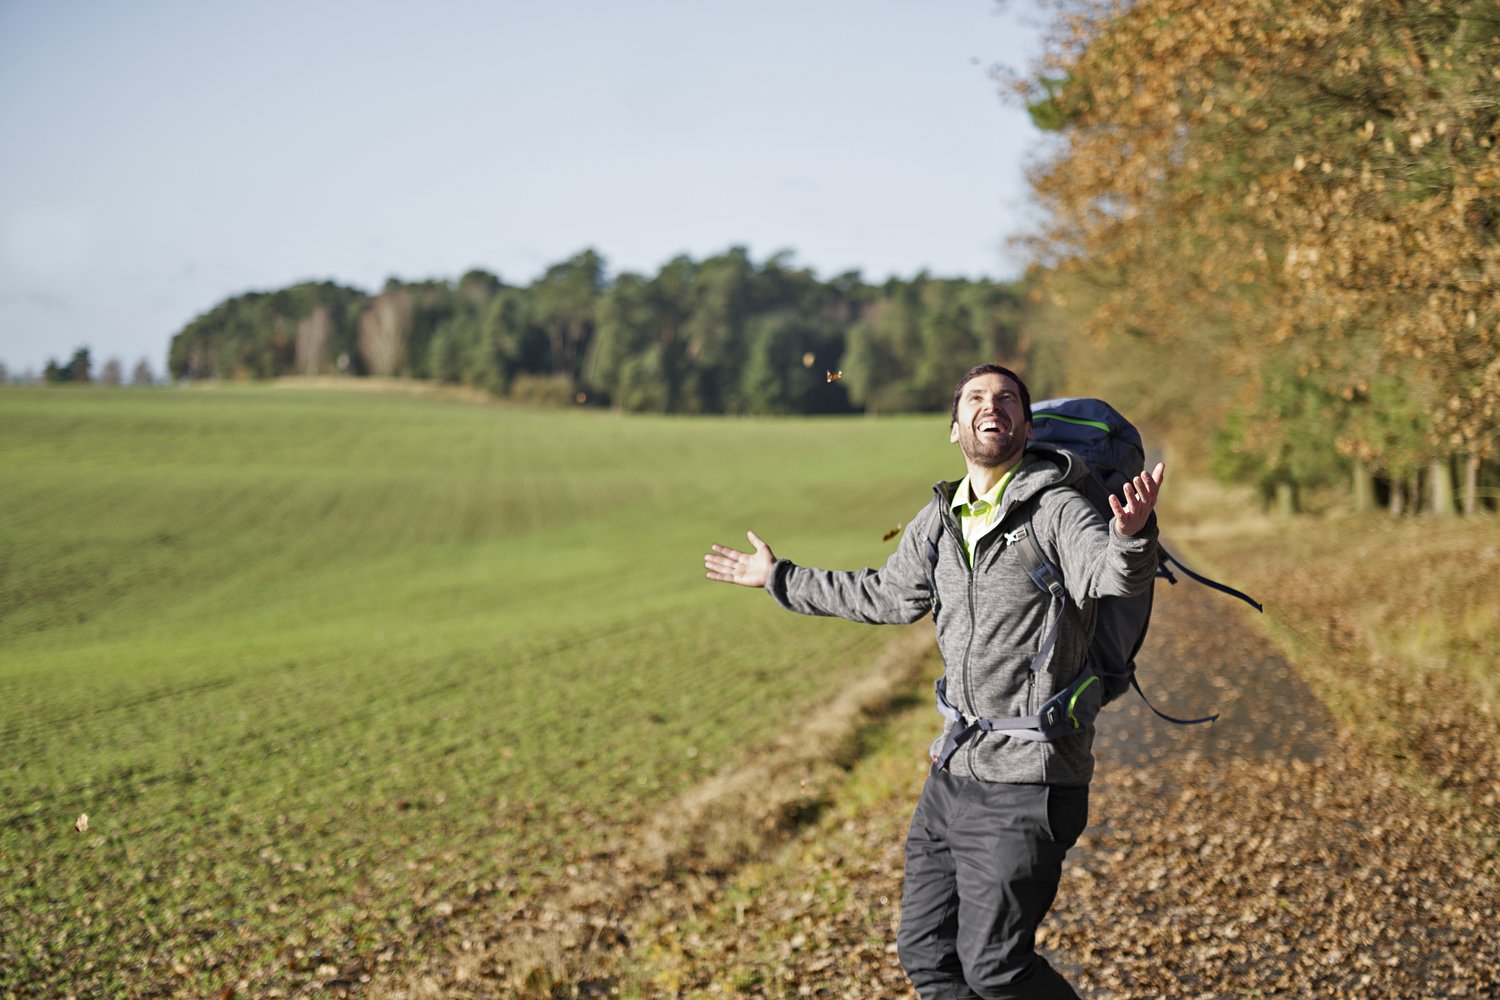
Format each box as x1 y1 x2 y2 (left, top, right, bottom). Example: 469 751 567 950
1352 458 1376 514
1463 453 1480 517
1427 458 1455 517
1274 480 1299 516
1389 476 1405 518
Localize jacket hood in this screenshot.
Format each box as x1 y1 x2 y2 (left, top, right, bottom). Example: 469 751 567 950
934 443 1088 524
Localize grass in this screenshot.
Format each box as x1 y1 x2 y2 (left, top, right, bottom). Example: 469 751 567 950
0 385 959 997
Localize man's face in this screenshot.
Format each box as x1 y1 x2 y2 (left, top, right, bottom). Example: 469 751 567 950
949 371 1030 468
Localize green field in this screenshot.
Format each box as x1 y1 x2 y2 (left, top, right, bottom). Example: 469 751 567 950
0 386 959 996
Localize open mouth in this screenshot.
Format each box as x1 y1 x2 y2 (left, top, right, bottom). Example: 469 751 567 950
977 415 1009 436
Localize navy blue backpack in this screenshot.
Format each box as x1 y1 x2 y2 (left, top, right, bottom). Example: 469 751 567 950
926 397 1262 765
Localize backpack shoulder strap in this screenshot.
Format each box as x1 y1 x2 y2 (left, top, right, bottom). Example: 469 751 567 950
1009 509 1065 601
922 495 945 567
921 494 948 613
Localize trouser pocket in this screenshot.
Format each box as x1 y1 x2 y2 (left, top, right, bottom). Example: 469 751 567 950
1044 783 1089 850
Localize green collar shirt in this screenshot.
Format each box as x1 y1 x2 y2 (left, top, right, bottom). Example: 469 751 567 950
950 466 1018 567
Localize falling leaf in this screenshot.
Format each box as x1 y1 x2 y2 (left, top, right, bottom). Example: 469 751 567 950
75 813 88 833
882 526 902 541
825 370 843 383
802 352 816 368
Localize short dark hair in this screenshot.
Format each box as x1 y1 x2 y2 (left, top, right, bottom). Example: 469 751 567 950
951 365 1032 426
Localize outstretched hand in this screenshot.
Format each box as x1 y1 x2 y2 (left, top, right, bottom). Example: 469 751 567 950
704 530 776 588
1110 462 1166 537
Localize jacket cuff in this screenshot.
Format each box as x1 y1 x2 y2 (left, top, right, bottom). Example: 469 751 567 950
764 558 797 609
1111 510 1158 550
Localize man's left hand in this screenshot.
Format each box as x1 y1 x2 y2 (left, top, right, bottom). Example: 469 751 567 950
1111 462 1165 537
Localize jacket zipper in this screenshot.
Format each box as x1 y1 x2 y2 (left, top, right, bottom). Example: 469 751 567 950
943 501 977 717
956 527 980 777
963 523 1003 716
963 565 977 713
965 513 1038 730
1023 545 1047 720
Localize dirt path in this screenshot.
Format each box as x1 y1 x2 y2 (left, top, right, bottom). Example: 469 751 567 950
626 583 1500 997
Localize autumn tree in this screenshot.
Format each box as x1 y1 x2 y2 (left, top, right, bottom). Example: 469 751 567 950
1021 0 1499 513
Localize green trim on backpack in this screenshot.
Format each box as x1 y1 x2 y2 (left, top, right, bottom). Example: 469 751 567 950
1034 412 1112 433
1067 674 1099 728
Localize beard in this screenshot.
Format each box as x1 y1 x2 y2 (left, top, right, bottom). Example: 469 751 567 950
955 421 1025 468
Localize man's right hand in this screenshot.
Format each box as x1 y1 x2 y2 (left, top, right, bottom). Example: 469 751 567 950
704 530 776 588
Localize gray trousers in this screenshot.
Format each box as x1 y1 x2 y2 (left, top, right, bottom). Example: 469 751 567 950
897 769 1089 1000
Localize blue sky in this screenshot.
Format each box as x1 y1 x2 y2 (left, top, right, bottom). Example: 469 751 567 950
0 0 1047 375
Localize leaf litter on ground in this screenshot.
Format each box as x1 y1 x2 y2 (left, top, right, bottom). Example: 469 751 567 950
376 521 1500 998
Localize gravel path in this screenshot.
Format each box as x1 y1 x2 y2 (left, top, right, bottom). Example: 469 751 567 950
647 583 1500 997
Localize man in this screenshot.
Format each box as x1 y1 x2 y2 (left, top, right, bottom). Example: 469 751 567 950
703 365 1165 999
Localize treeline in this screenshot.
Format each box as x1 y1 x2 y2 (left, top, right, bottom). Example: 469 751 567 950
1020 0 1498 515
167 248 1028 416
22 348 157 386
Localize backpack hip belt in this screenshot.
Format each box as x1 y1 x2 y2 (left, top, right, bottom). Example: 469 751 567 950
931 670 1102 772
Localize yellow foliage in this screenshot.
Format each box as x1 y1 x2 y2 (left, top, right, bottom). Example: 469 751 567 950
1021 0 1500 473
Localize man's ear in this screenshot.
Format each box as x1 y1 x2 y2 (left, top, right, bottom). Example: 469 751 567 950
949 421 959 444
1025 421 1034 440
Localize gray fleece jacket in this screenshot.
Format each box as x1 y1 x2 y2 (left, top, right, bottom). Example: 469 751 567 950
766 445 1158 786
